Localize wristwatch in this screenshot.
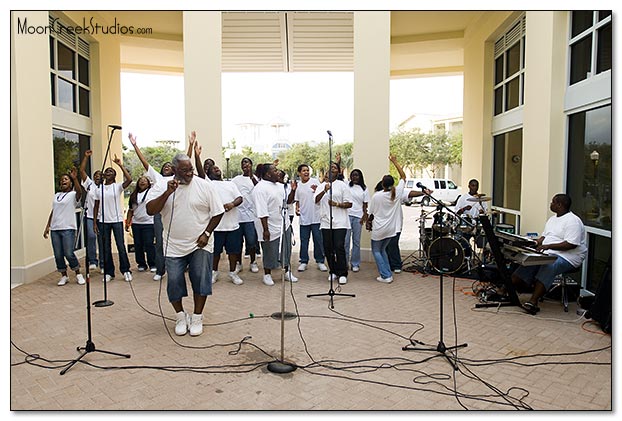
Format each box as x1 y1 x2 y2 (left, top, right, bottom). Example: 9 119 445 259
204 230 211 238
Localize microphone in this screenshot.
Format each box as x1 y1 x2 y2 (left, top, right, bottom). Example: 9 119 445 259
416 182 429 191
108 125 122 130
327 130 332 137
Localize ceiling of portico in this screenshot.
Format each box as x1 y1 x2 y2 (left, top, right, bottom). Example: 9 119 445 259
103 11 484 77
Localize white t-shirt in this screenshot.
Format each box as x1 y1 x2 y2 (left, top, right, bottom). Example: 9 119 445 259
130 189 154 225
146 164 172 184
81 176 98 219
395 188 413 233
147 177 224 257
541 211 587 267
455 193 489 218
315 180 352 230
212 180 242 232
231 174 257 223
347 184 370 219
96 182 125 223
252 180 290 242
368 179 405 241
50 191 79 231
294 178 321 225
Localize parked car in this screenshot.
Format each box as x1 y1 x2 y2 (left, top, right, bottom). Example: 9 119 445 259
404 178 463 206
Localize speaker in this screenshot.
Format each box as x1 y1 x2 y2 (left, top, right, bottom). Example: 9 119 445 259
586 256 611 334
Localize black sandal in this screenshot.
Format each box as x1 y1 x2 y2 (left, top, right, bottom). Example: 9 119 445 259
522 301 540 315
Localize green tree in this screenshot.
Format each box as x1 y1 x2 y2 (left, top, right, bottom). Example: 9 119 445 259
221 146 272 179
123 145 183 181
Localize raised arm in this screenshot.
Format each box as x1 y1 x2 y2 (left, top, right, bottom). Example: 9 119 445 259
113 154 133 189
69 167 82 202
186 131 196 158
389 154 406 181
194 140 206 179
79 150 92 182
128 133 150 171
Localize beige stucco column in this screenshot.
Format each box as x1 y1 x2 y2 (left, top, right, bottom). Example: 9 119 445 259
183 11 222 165
521 11 568 233
353 12 391 259
10 11 55 284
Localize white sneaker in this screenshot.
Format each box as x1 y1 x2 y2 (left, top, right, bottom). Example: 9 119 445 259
212 270 219 284
317 263 328 272
298 263 307 272
229 272 244 285
338 276 347 285
328 273 337 281
89 263 97 270
57 276 68 286
352 266 360 272
150 267 157 273
100 268 105 274
189 314 203 336
76 274 86 285
153 274 162 282
284 271 298 283
375 276 393 284
235 262 242 273
250 262 259 273
262 274 274 286
137 267 147 272
123 272 132 282
393 269 402 274
104 274 113 283
175 311 188 336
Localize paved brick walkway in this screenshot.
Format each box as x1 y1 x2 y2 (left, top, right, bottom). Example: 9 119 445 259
10 253 612 411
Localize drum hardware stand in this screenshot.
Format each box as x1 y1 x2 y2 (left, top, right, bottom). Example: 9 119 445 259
402 206 432 273
403 191 467 370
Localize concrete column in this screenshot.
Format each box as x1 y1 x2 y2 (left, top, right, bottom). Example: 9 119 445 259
183 11 222 166
353 12 391 260
521 11 568 233
10 11 56 283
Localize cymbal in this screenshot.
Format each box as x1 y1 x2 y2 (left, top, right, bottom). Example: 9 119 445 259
415 216 433 221
467 196 491 202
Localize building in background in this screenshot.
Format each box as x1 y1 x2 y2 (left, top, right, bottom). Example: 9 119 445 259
11 10 612 295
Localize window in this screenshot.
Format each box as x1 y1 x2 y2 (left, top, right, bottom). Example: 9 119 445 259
493 16 526 116
566 105 611 231
569 11 611 85
492 129 522 212
49 14 91 117
447 180 457 189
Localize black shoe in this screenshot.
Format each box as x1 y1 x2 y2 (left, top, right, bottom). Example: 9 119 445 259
522 301 540 315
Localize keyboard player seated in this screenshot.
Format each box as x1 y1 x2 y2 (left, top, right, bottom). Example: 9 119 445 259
511 194 587 315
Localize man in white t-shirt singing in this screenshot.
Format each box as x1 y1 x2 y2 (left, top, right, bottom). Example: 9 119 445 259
511 194 587 315
146 154 224 337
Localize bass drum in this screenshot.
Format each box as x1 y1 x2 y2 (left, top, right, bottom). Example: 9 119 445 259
427 237 471 274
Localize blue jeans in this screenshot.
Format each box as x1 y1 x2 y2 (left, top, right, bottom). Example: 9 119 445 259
345 215 362 268
387 231 402 271
239 221 258 256
299 223 324 264
84 217 98 266
154 213 166 276
101 222 131 276
513 256 576 290
165 248 213 303
50 229 80 272
371 237 393 279
131 223 156 269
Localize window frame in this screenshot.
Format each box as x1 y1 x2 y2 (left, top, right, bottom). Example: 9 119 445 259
568 11 612 86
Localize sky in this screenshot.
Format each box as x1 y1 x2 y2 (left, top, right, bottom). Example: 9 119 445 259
120 72 464 148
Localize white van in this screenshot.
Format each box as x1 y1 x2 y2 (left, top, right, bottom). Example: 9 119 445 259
404 178 463 206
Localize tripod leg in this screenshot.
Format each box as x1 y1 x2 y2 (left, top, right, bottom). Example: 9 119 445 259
60 351 88 375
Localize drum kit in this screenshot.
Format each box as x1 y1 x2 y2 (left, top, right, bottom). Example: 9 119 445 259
411 196 493 276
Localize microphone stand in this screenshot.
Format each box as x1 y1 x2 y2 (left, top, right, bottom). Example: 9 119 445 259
61 189 130 375
402 190 467 371
307 130 355 308
267 178 297 374
94 126 117 307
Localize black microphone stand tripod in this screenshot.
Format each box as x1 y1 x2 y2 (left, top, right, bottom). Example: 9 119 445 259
307 130 355 309
402 189 467 371
93 125 119 307
61 141 130 375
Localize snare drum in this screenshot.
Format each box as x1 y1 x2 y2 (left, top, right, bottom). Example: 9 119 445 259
456 216 476 235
